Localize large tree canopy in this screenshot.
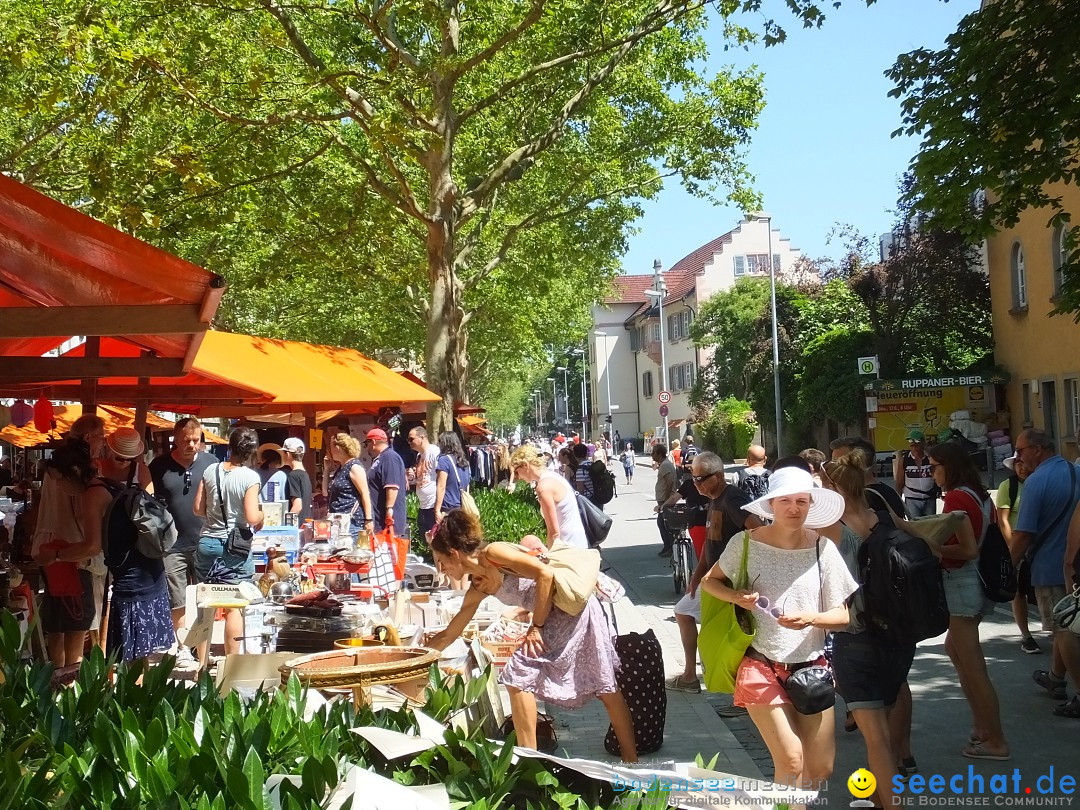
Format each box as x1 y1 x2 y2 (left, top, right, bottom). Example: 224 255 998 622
888 0 1080 318
0 0 767 431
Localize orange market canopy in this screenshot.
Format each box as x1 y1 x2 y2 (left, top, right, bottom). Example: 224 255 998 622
0 174 225 380
0 404 174 448
0 332 441 415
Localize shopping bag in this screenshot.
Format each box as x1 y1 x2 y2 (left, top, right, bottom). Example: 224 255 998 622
369 527 409 594
698 533 754 694
543 542 601 616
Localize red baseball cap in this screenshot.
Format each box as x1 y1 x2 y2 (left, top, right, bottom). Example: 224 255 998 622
365 428 388 443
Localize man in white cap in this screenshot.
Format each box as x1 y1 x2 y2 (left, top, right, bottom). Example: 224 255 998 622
282 437 312 523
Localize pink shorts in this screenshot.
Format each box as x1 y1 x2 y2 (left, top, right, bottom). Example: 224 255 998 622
733 653 828 708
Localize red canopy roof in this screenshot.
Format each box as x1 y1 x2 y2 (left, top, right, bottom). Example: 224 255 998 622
0 173 224 379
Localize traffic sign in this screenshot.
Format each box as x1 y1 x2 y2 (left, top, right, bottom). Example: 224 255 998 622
659 404 669 417
857 356 879 376
658 390 672 404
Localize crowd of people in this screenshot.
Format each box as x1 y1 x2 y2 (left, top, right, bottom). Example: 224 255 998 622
653 428 1080 804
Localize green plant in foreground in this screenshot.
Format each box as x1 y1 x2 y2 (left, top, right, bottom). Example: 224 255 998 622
1 611 668 809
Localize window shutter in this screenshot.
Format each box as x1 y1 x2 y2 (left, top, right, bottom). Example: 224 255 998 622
773 254 781 273
734 255 745 276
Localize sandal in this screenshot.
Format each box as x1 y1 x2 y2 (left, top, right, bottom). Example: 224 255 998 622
844 711 857 733
962 742 1011 761
1053 696 1080 718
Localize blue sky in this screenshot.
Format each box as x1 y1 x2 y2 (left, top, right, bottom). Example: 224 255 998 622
620 0 977 275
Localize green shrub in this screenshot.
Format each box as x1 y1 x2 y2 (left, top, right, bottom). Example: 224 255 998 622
697 397 757 461
408 486 545 559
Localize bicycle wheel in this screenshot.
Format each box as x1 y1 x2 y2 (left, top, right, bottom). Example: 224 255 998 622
673 540 690 594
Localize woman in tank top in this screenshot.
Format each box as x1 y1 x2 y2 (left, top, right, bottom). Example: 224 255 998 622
510 446 587 548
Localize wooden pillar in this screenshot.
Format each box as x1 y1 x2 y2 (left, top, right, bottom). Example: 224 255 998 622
304 409 317 481
80 336 100 414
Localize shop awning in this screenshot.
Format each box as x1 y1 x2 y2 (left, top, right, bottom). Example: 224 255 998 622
0 332 441 415
0 404 174 448
0 174 225 379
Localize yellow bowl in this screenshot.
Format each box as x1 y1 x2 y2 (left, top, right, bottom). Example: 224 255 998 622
334 637 385 649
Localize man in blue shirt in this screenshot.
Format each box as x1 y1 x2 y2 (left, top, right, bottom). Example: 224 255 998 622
1012 428 1080 717
365 428 409 536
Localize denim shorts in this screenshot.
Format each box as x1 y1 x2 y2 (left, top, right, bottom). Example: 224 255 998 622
193 535 255 582
832 632 915 710
942 561 993 618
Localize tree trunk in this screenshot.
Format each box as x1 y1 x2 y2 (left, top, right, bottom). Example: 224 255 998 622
424 149 467 436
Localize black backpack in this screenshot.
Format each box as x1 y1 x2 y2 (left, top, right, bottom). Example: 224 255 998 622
589 460 616 505
857 515 949 646
100 471 178 563
739 470 770 501
956 486 1017 603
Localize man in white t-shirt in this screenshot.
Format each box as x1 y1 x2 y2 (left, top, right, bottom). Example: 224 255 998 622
409 426 441 541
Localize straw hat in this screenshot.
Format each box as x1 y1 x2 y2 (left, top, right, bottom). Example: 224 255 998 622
742 467 844 528
107 427 145 460
257 443 287 465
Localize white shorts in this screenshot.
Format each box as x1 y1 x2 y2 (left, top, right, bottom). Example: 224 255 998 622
674 590 702 622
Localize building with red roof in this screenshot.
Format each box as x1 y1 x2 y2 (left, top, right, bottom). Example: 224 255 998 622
591 217 803 442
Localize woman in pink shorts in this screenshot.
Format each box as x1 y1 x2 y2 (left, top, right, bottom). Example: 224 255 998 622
701 467 857 791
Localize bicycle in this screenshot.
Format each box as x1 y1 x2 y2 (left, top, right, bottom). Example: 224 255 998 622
662 504 696 595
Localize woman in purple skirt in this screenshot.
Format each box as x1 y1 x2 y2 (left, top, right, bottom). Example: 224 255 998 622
427 509 637 761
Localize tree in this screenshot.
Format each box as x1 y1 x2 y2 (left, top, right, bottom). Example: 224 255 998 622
690 277 772 405
0 0 766 433
887 0 1080 318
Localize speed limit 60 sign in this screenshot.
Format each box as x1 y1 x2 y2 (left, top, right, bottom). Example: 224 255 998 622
658 390 672 405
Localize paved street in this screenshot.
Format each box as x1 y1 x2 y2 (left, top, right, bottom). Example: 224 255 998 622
547 457 1080 804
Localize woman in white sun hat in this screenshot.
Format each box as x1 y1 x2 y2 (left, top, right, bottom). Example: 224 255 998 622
700 466 857 792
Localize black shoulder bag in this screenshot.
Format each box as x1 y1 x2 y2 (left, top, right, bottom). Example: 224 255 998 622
775 537 836 715
216 463 254 557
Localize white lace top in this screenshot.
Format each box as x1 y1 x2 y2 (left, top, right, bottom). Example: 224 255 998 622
717 530 858 663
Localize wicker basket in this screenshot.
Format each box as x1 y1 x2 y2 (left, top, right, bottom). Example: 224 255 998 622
279 646 441 704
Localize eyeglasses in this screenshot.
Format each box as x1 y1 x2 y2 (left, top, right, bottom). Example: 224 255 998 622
928 462 943 470
183 468 193 494
691 471 719 483
754 595 783 620
1014 445 1031 454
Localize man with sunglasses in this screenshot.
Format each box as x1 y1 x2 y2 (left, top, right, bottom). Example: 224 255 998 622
666 452 762 695
149 416 217 666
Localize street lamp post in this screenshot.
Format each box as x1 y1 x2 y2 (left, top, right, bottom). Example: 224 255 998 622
751 211 784 457
546 377 556 431
594 330 613 441
556 366 570 430
644 259 668 448
571 348 587 439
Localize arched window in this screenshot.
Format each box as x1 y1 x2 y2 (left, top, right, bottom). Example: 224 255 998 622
1011 241 1027 310
1052 225 1068 299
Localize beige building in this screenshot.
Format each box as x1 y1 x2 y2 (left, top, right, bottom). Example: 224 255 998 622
591 218 802 442
987 182 1080 460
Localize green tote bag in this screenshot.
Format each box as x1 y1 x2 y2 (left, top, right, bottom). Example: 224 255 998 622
699 532 755 694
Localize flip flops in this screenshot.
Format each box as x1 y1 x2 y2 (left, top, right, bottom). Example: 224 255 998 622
962 742 1011 761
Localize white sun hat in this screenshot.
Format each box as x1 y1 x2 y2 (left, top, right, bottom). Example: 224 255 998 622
741 466 844 528
1002 453 1017 472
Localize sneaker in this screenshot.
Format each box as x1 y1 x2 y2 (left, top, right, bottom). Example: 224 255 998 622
716 704 749 718
1033 669 1067 699
1020 636 1042 655
174 646 199 669
665 674 701 693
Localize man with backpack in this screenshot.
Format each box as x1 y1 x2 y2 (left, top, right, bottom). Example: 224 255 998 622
1010 429 1080 718
996 453 1040 654
737 444 770 501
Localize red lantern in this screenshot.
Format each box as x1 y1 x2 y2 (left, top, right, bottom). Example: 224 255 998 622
34 398 55 433
9 400 33 428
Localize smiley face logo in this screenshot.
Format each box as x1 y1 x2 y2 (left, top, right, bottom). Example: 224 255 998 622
847 768 876 799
